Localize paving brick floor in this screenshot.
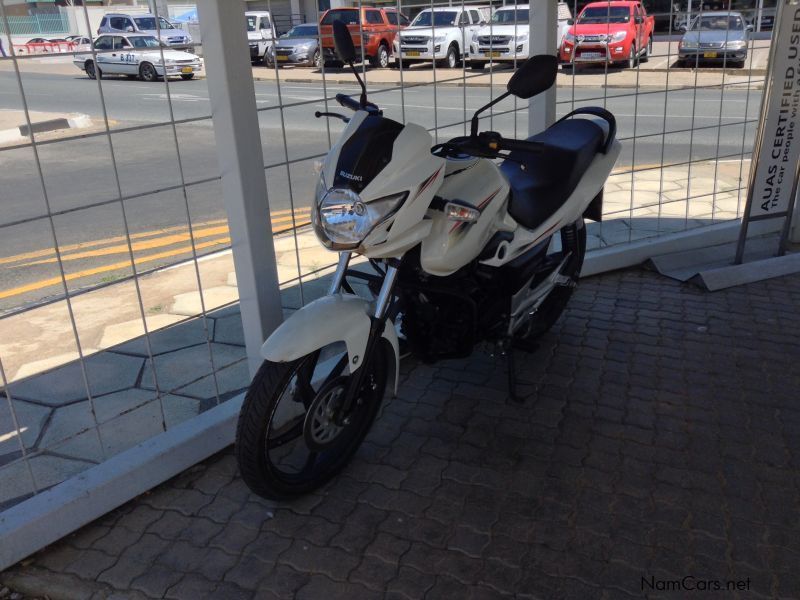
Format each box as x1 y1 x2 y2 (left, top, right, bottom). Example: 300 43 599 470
2 267 799 599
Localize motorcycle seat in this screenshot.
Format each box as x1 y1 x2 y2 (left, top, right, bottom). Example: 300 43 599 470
501 118 605 231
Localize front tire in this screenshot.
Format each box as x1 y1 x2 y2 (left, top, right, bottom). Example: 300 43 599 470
515 219 586 342
310 49 321 68
236 343 388 500
371 43 389 68
641 36 652 62
626 45 638 69
440 43 459 68
139 62 159 82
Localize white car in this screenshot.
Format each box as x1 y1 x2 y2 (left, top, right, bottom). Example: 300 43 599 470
246 11 277 65
468 3 571 69
393 6 490 69
74 33 202 82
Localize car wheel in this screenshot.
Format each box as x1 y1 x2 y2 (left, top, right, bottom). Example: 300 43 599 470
642 36 652 62
180 73 195 80
85 60 100 80
627 45 638 69
441 43 459 68
370 43 389 68
139 62 159 82
311 49 321 69
734 57 746 68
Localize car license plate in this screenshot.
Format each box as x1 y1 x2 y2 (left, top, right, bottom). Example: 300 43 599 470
277 55 289 61
406 51 420 57
484 51 501 58
581 52 603 59
181 66 193 73
704 52 718 58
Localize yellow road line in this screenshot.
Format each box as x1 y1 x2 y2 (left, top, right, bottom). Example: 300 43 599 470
0 218 313 300
0 236 231 300
0 208 311 266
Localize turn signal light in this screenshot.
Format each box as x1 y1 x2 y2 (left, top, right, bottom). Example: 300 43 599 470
445 202 480 223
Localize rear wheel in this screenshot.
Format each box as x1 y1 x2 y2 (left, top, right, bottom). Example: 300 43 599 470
236 342 388 500
515 219 586 342
85 60 100 80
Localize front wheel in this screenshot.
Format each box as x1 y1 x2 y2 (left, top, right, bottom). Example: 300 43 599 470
236 342 388 500
311 49 321 68
641 36 652 62
85 60 100 80
515 219 586 342
371 44 389 68
139 62 159 82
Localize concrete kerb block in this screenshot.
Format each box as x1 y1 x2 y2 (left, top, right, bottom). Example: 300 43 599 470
0 113 92 145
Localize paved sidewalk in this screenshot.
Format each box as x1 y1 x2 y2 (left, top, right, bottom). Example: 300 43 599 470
2 267 799 598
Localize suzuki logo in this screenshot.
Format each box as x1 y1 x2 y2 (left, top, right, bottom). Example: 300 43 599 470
339 170 363 182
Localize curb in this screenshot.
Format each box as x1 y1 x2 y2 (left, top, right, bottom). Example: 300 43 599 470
0 113 91 144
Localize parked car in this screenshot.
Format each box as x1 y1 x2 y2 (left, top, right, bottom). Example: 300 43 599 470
65 35 93 46
559 0 655 69
247 11 277 65
97 13 192 46
266 23 321 68
73 33 201 81
319 7 408 68
393 6 489 69
468 3 572 70
678 12 750 68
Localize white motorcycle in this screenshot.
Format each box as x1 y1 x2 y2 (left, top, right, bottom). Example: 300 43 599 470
236 21 620 500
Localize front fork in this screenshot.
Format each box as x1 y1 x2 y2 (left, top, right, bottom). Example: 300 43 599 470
330 252 400 416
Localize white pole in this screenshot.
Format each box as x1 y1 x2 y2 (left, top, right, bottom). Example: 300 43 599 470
196 0 284 376
529 0 557 136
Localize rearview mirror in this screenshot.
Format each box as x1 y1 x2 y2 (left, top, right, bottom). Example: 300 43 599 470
635 16 643 24
333 19 355 63
507 54 557 99
746 23 754 31
567 18 574 25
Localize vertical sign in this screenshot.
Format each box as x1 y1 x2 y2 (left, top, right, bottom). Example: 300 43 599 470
736 0 800 262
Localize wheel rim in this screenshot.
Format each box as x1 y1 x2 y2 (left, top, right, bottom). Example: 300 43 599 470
142 64 155 80
314 50 321 68
262 345 384 485
379 47 388 67
448 49 456 68
86 62 95 78
629 47 635 68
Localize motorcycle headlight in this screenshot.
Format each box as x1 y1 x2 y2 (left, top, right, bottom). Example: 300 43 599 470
313 179 407 248
610 31 627 42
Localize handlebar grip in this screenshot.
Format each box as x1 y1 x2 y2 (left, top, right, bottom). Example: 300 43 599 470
335 93 361 111
500 138 542 154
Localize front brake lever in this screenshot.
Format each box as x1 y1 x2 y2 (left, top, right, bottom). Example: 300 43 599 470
315 111 350 123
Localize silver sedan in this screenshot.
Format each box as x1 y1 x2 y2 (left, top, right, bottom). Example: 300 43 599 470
678 12 751 68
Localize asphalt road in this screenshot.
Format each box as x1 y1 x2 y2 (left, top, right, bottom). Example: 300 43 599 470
0 70 762 312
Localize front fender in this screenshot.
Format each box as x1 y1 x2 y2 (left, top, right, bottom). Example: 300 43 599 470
261 293 400 394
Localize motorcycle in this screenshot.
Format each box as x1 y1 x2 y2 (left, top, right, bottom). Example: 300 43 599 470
236 21 620 500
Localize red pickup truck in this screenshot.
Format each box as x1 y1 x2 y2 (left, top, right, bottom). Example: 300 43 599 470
559 1 654 69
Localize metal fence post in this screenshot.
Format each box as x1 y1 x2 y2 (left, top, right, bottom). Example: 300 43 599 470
529 0 557 136
196 0 284 376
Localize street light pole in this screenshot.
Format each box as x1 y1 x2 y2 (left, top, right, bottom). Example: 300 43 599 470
196 0 284 376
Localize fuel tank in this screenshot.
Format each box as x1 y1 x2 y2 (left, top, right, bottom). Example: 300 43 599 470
420 156 510 277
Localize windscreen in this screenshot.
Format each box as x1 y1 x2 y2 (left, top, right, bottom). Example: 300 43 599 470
491 9 530 24
692 15 744 30
577 7 631 23
134 17 175 30
411 11 458 27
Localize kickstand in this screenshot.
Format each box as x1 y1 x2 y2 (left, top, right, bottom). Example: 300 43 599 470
507 347 522 403
506 338 540 403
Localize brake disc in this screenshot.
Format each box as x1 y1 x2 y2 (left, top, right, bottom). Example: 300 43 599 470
302 376 350 452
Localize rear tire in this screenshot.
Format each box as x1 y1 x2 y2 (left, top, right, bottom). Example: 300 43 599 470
515 219 586 342
85 60 100 80
236 344 388 500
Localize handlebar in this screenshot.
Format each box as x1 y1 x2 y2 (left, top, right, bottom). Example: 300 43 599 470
433 132 542 159
335 93 381 114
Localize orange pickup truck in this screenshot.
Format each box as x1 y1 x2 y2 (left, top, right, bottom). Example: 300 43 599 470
319 7 409 68
560 1 654 69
